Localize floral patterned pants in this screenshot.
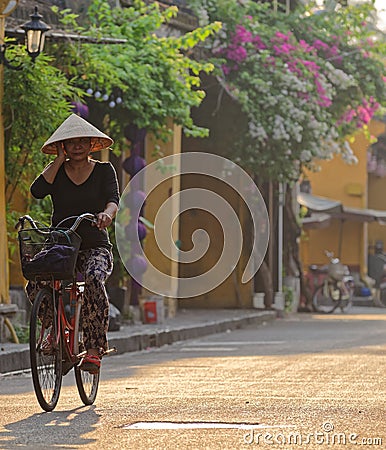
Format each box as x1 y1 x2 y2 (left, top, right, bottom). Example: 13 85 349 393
26 247 113 351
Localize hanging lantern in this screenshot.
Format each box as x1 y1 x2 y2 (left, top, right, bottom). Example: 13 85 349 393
122 155 146 176
123 190 146 210
71 101 89 119
125 221 147 241
127 254 148 276
124 124 147 144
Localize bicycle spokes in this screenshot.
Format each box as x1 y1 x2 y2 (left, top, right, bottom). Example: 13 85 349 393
30 289 63 412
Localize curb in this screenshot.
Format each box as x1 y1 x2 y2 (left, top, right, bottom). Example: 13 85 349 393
0 345 30 374
109 311 275 354
0 310 275 374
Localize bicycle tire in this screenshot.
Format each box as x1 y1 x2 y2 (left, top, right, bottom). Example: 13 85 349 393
312 283 340 314
30 288 63 412
73 305 99 405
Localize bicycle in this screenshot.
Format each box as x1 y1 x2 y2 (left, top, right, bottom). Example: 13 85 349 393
16 213 116 412
311 251 354 314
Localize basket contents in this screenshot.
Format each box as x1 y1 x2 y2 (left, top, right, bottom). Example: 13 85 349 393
18 228 81 280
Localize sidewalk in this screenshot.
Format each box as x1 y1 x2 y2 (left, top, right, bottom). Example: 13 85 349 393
0 308 276 374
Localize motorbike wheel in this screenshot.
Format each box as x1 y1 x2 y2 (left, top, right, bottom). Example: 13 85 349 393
312 283 340 314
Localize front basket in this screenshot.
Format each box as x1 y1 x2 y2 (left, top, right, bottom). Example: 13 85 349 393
18 227 82 281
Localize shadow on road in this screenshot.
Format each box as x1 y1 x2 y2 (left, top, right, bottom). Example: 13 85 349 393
0 405 99 449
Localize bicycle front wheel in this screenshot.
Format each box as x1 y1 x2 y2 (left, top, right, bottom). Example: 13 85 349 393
30 288 63 412
312 282 340 314
73 307 99 405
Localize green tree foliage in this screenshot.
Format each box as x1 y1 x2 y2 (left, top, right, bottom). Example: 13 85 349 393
4 0 220 230
4 45 83 234
4 50 81 201
50 0 221 141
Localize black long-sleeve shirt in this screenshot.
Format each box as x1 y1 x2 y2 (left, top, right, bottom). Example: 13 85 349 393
30 161 120 250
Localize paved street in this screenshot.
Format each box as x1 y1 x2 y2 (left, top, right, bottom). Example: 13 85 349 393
0 307 385 449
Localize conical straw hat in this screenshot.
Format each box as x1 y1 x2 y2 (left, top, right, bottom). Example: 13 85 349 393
41 114 114 155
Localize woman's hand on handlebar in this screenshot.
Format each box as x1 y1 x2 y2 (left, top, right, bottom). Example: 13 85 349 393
94 212 113 230
94 203 117 230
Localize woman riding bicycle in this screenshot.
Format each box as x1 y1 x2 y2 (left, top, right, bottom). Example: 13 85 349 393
26 113 120 374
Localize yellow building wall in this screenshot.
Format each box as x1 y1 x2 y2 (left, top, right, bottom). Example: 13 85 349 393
141 127 253 309
140 123 181 299
9 189 28 287
177 169 252 309
301 120 385 275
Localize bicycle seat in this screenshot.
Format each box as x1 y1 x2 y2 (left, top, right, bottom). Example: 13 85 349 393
309 264 328 274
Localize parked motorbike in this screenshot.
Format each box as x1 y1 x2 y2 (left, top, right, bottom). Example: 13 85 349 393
310 251 354 313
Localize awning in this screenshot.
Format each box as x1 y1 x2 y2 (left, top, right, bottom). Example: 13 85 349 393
333 206 386 224
298 192 386 227
301 212 332 230
298 192 341 213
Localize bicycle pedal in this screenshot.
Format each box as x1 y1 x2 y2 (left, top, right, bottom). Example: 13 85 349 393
76 350 87 359
101 347 117 357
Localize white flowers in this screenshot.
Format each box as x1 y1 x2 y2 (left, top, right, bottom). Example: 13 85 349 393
324 62 357 89
248 121 268 141
210 2 385 181
300 150 312 162
342 140 359 164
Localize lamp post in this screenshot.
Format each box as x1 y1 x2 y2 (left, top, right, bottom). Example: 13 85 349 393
0 2 49 303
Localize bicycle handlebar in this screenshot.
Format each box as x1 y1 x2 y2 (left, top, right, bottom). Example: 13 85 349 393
57 213 97 231
15 215 35 231
15 213 97 233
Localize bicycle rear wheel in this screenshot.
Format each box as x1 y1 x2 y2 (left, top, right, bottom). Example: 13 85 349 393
30 288 63 412
73 308 99 405
312 282 340 314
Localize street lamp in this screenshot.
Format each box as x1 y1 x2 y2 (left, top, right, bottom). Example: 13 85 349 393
21 6 51 62
0 5 51 68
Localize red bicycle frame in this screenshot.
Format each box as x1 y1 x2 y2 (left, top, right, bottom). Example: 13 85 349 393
54 279 85 364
